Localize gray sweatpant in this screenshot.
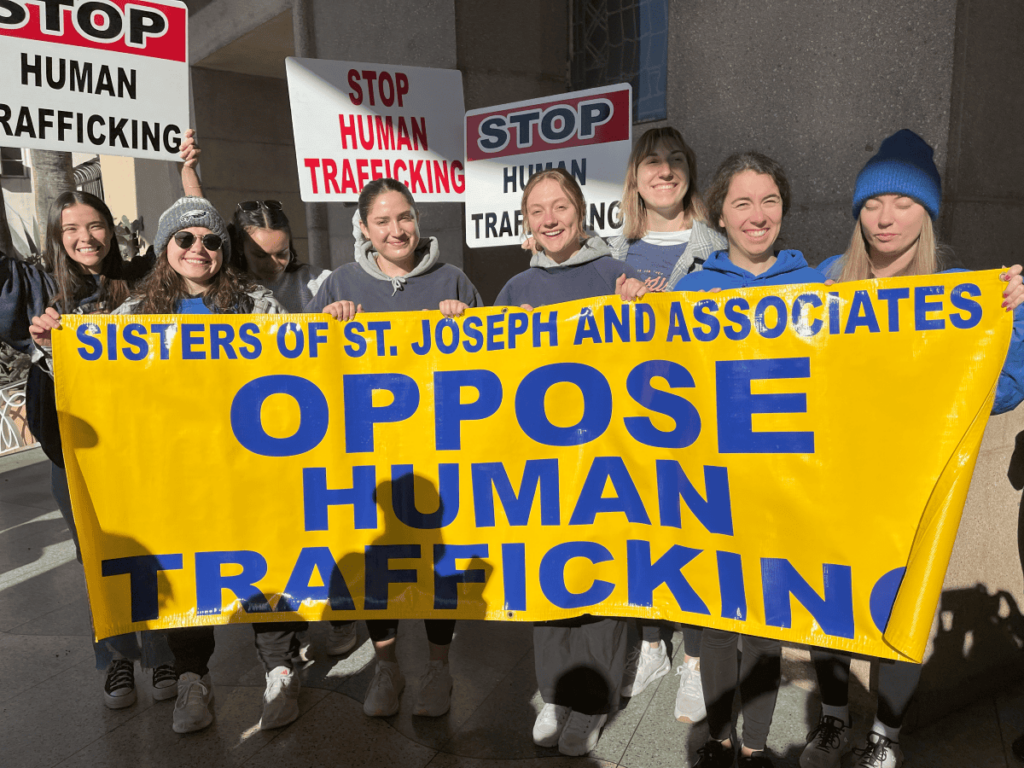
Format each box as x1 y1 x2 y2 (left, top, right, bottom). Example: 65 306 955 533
533 616 627 715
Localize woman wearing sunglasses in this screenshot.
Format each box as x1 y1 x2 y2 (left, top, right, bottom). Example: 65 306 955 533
179 130 332 313
32 197 286 735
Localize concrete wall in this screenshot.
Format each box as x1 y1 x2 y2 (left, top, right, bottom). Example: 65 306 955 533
308 0 462 270
455 0 569 303
942 0 1024 271
670 0 958 266
189 67 308 260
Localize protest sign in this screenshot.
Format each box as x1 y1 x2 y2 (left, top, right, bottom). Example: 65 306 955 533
0 0 188 159
464 84 631 247
54 272 1011 663
285 57 465 203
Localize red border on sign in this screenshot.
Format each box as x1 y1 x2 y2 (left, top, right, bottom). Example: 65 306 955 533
0 0 187 63
466 88 630 162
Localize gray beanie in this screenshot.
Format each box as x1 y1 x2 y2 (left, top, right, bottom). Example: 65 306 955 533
154 197 231 260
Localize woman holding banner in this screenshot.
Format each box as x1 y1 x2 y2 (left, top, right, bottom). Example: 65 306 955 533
799 130 1024 768
33 197 288 734
494 168 638 757
310 177 482 719
609 125 726 721
9 191 177 711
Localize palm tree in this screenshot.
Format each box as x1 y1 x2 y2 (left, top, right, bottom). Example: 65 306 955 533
0 184 14 257
30 150 73 269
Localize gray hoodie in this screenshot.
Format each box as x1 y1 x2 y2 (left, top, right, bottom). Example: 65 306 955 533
494 236 637 308
306 222 482 314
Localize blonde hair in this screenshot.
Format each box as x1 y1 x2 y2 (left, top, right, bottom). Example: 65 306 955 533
621 127 708 240
831 215 949 281
521 168 587 237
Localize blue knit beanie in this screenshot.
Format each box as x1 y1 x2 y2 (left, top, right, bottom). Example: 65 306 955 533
852 129 941 221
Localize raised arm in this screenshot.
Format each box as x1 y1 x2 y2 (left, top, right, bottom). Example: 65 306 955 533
179 128 204 198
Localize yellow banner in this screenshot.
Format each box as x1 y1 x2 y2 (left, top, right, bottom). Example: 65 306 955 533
53 271 1011 662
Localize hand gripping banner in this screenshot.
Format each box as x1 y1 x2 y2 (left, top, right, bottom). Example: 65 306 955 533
52 272 1011 662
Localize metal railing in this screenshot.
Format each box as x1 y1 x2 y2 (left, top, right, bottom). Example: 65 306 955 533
0 379 35 455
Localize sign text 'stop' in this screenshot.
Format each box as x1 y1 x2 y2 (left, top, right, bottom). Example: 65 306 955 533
0 0 186 62
466 88 630 162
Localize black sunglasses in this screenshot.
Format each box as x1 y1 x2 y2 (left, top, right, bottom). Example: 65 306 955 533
174 231 223 251
237 200 284 213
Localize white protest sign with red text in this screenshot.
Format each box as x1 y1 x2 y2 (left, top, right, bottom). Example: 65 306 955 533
0 0 188 159
464 84 631 247
286 57 465 203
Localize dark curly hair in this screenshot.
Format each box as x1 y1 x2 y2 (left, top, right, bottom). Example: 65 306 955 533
131 248 257 314
705 151 791 234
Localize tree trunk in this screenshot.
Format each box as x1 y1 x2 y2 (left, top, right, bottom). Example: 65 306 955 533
0 183 14 258
30 150 74 269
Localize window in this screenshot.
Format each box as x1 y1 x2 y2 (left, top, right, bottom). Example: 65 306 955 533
570 0 668 122
0 147 27 178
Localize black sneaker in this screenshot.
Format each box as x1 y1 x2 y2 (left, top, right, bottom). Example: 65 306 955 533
152 663 178 701
694 739 736 768
738 750 774 767
1013 734 1024 762
103 658 137 709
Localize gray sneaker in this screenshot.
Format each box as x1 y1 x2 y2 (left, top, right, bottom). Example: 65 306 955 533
172 672 214 733
674 658 706 722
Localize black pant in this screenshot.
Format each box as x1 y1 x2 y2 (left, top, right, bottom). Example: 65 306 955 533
366 619 455 645
250 620 356 670
810 649 922 728
534 616 627 715
640 621 702 657
701 628 781 751
168 626 216 677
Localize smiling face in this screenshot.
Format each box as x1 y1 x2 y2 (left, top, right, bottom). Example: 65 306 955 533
526 177 584 263
858 194 928 272
636 138 690 223
243 227 291 282
167 226 223 294
718 170 784 266
60 204 112 275
359 190 419 273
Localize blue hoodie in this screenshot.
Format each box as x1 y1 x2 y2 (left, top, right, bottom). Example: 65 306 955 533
815 254 1024 415
675 249 825 291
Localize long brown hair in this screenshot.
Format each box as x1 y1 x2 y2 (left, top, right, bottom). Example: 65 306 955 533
132 248 256 314
45 191 132 313
229 202 301 274
621 127 708 239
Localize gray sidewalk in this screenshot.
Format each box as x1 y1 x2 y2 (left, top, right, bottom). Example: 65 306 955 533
2 447 1021 768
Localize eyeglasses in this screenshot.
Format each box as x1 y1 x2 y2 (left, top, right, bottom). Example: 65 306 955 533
237 200 284 213
173 231 223 251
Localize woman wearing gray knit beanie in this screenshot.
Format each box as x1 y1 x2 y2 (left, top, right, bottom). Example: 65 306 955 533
800 129 1024 768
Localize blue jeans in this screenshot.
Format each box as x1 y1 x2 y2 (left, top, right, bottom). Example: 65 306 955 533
51 463 174 671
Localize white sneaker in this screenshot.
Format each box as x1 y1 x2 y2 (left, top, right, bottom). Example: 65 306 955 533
674 658 707 722
413 660 452 717
363 660 405 717
103 658 136 710
620 640 671 697
172 672 214 733
800 714 851 768
532 703 571 747
296 630 312 662
558 711 607 756
259 666 300 730
853 732 904 768
326 623 358 656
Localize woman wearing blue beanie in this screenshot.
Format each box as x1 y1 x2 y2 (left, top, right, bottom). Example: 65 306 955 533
801 129 1024 768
